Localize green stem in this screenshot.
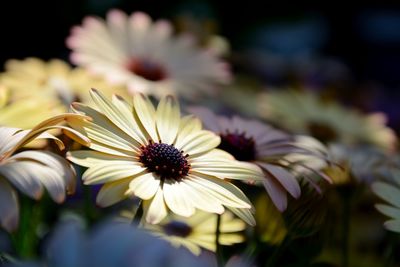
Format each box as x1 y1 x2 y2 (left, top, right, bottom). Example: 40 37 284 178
265 235 291 267
341 195 351 267
216 214 223 267
12 197 42 258
130 198 143 226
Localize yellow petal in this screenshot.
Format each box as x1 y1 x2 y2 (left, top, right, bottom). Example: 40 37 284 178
128 172 160 200
156 96 180 144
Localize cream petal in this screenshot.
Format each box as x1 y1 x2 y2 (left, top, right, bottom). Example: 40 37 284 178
179 180 225 214
111 95 149 144
186 106 222 132
0 161 44 200
96 178 131 207
88 89 148 144
0 127 24 155
175 238 202 256
0 178 19 232
71 102 143 146
186 174 251 209
226 207 256 226
372 182 400 208
174 115 202 147
133 94 159 142
82 161 146 185
178 130 220 156
129 172 160 200
67 116 139 153
144 187 167 224
163 181 195 217
190 149 234 161
11 151 76 195
67 150 134 168
156 96 180 144
191 160 263 181
262 179 287 212
34 166 66 203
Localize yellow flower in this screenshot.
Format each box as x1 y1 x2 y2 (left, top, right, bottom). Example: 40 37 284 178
67 89 263 225
0 114 90 232
0 58 128 109
0 85 63 129
67 10 231 99
136 211 245 255
257 90 397 151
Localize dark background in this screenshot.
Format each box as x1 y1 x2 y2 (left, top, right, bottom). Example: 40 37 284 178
0 0 399 129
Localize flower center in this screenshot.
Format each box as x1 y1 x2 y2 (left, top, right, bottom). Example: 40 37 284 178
139 141 190 181
308 122 338 143
126 58 167 82
218 131 256 161
163 221 192 237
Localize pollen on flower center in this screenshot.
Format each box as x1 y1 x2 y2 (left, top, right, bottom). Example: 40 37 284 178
218 131 256 161
163 221 192 237
126 58 167 82
139 141 190 181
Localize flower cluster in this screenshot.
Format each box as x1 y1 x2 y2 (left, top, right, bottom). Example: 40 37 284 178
0 8 398 267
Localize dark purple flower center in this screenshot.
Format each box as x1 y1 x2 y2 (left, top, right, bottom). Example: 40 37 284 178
139 141 190 181
308 122 338 144
218 131 256 161
126 58 167 82
163 221 192 237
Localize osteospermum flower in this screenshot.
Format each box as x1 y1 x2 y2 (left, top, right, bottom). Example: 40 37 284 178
0 114 89 231
0 85 63 129
189 107 330 211
136 211 246 255
0 58 127 108
372 174 400 233
257 90 397 151
67 10 231 99
12 218 216 267
67 89 263 225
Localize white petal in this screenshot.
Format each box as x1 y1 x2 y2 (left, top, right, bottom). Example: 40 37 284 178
129 172 160 200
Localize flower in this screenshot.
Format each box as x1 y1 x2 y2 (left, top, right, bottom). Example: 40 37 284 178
8 217 217 267
0 85 63 129
67 10 231 99
257 90 397 151
0 114 90 232
121 210 245 255
0 57 128 108
372 174 400 233
67 89 263 225
188 107 330 211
